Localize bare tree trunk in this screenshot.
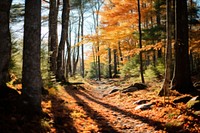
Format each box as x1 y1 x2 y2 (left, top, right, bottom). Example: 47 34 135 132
118 41 123 62
159 0 172 96
22 0 43 114
156 0 162 58
91 45 98 78
97 44 101 80
80 2 85 78
48 0 59 75
64 0 71 82
138 0 145 83
65 40 71 82
72 15 81 76
0 0 12 87
171 0 194 93
108 47 112 78
56 0 70 82
113 49 118 77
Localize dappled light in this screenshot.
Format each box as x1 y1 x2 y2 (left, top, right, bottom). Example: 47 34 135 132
0 0 200 132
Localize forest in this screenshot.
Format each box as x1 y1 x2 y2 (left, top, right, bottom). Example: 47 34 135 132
0 0 200 132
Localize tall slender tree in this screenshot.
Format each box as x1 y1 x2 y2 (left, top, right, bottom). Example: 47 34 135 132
90 0 104 80
108 47 112 78
48 0 59 75
56 0 70 82
159 0 172 96
0 0 12 88
72 16 81 76
171 0 194 93
154 0 165 58
65 0 71 82
22 0 43 113
137 0 145 83
113 49 118 77
80 0 85 78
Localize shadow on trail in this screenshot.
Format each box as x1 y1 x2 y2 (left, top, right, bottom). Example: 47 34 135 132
44 95 77 133
67 87 189 133
64 87 120 133
0 86 43 132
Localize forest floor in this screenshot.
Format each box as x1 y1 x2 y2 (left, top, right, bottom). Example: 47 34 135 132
0 78 200 133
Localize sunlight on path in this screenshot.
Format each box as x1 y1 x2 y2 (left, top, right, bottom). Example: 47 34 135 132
74 89 163 133
55 86 166 133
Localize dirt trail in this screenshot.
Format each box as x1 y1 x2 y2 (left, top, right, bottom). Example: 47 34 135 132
50 85 167 133
44 79 200 133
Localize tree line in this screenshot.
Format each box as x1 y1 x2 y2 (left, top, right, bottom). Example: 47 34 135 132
86 0 199 95
0 0 103 115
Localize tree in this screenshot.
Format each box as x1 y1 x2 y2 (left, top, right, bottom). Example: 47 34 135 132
108 47 112 78
113 49 118 77
22 0 43 114
154 0 165 58
0 0 13 88
48 0 59 75
159 0 172 96
137 0 145 83
91 0 104 80
56 0 70 82
171 0 194 93
72 16 80 76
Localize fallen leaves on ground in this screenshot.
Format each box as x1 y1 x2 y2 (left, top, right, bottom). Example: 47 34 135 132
0 79 199 133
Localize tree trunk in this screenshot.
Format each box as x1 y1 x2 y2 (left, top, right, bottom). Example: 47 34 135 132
108 47 112 78
113 49 117 77
65 40 71 82
92 46 98 78
22 0 43 114
80 2 85 78
171 0 194 93
97 44 101 80
155 0 162 58
56 0 70 82
72 15 80 76
48 0 59 75
64 0 70 82
159 0 172 96
118 41 123 62
0 0 12 87
138 0 145 83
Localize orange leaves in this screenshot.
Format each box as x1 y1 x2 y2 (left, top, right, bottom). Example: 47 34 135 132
189 29 200 53
86 0 165 64
37 79 200 133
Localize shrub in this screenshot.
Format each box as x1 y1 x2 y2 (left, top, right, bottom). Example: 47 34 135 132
121 55 140 77
144 65 159 79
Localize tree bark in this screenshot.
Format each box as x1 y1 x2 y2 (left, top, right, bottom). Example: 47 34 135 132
48 0 59 75
72 15 80 76
56 0 70 82
159 0 172 96
155 0 163 58
0 0 12 87
108 47 112 78
97 44 101 80
22 0 43 114
138 0 145 83
80 2 85 78
113 49 117 77
171 0 194 93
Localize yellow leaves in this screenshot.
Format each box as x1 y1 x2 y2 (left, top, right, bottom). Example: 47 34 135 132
70 110 87 118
